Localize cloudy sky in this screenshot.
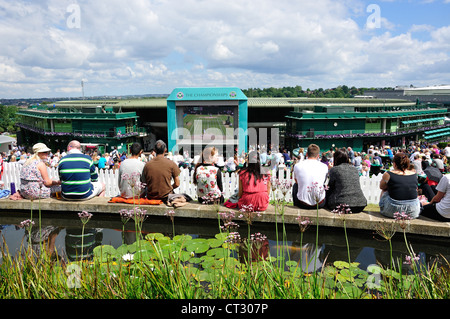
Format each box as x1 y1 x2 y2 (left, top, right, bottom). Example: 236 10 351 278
0 0 449 98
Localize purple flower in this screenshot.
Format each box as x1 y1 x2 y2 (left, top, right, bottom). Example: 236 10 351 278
404 253 420 265
78 211 93 225
165 209 175 222
331 204 352 216
119 208 133 224
394 211 411 229
19 219 35 231
307 182 328 204
296 215 312 232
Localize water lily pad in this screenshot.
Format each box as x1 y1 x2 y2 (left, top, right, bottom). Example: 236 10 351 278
93 245 116 262
286 260 298 268
207 238 224 248
206 247 229 258
116 244 135 256
133 250 154 262
145 233 165 241
186 242 210 254
173 234 193 242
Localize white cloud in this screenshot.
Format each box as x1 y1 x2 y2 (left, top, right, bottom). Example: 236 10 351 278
0 0 448 98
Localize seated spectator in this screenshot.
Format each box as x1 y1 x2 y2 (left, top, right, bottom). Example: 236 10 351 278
118 142 145 198
141 140 180 203
419 162 443 201
193 146 224 204
58 140 105 200
432 153 445 172
421 173 450 222
19 143 61 199
379 152 420 219
237 150 271 211
292 144 329 209
373 152 382 166
326 148 367 214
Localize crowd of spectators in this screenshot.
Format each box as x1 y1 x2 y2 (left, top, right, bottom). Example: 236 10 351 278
3 139 450 223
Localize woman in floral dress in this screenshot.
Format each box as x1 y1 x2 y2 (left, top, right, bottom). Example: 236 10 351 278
193 147 224 204
19 143 61 199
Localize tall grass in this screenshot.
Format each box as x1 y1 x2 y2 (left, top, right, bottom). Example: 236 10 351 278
2 186 450 299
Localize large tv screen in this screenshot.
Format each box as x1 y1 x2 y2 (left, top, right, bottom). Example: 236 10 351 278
183 106 235 141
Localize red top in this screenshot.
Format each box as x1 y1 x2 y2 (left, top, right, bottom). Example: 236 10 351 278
238 171 270 212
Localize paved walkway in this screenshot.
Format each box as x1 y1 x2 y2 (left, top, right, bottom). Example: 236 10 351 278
1 197 450 238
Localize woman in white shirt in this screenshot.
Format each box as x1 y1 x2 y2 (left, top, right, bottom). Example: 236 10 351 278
421 174 450 222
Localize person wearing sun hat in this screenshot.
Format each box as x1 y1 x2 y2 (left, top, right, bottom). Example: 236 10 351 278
18 142 61 199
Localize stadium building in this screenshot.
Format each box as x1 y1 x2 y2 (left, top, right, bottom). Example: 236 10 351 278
16 86 450 155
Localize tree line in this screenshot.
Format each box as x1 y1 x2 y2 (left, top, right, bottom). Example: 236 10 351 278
0 104 19 133
241 85 380 98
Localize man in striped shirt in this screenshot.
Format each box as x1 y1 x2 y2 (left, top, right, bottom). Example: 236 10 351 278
58 140 105 200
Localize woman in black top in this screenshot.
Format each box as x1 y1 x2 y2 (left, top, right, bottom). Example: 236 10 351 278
379 152 420 219
326 148 367 213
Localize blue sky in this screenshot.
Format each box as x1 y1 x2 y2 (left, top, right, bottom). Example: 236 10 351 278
0 0 449 99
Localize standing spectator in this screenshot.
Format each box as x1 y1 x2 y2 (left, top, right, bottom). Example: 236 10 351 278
379 152 420 219
19 143 60 199
118 142 145 198
141 140 180 203
260 148 268 166
326 148 367 213
98 153 107 170
237 150 271 211
353 152 362 170
58 140 105 200
347 147 355 163
412 153 423 175
282 149 291 167
193 146 224 204
292 144 329 209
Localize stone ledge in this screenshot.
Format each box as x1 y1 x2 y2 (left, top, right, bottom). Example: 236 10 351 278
1 197 450 238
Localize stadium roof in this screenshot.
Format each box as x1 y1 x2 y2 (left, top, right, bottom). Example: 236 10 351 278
404 85 450 96
53 97 415 109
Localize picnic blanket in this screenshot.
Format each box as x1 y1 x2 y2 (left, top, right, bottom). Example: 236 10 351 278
108 197 163 205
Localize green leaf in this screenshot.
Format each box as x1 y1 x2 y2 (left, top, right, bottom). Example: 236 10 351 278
207 238 224 248
93 245 116 262
186 242 210 254
173 234 193 242
116 244 135 256
206 247 230 258
145 233 165 241
286 260 298 268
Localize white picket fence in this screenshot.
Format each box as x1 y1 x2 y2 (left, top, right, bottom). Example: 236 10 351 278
0 162 383 204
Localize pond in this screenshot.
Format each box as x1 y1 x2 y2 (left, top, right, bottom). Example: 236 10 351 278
1 210 450 272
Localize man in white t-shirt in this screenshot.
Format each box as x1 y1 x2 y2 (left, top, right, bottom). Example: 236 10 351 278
421 174 450 221
444 143 450 161
292 144 329 209
118 142 146 198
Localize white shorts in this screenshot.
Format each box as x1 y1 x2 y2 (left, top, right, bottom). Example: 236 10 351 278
62 182 104 201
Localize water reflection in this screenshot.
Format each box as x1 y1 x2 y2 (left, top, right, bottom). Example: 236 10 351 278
1 212 450 270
